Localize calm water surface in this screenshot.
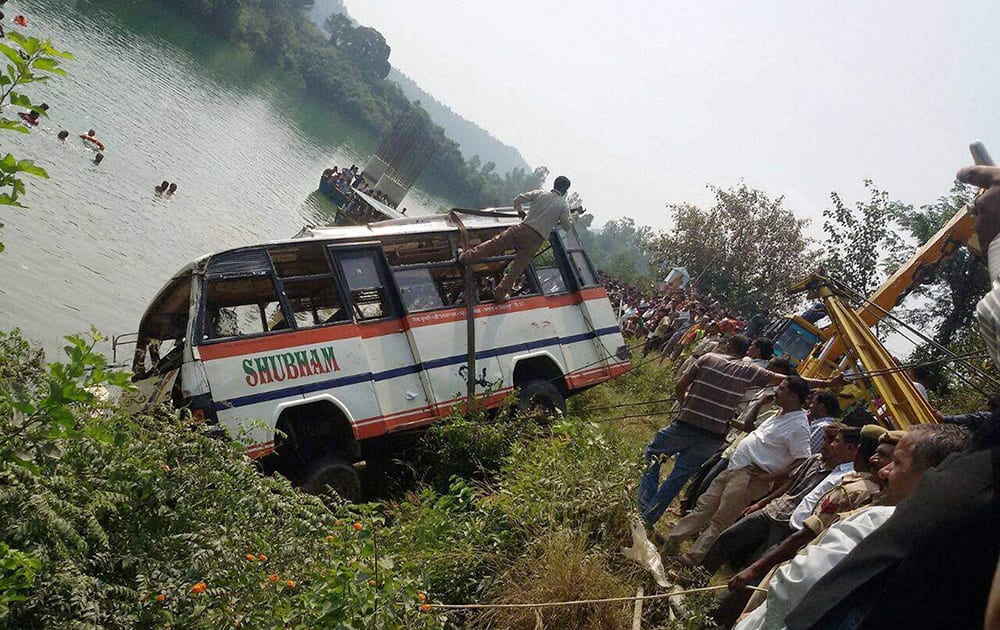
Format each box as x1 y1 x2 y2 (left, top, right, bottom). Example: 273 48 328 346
0 0 449 357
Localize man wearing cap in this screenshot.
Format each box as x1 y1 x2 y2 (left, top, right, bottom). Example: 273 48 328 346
732 424 970 630
459 176 577 302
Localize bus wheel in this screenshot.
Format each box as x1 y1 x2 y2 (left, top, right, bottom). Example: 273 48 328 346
301 456 362 504
517 379 566 421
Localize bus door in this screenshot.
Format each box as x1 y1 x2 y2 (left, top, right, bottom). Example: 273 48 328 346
328 244 430 435
389 246 505 414
551 227 626 388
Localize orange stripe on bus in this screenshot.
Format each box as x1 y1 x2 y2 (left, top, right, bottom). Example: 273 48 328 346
198 289 611 360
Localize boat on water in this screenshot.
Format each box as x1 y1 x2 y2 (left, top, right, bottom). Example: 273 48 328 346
318 168 407 225
318 108 435 225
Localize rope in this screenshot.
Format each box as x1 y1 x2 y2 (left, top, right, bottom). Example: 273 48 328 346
572 397 677 413
421 584 765 611
592 409 680 423
844 351 988 380
821 274 1000 390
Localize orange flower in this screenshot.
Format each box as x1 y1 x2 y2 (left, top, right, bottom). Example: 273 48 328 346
420 603 431 612
368 579 376 586
156 594 166 603
285 580 296 589
161 464 171 473
190 582 207 594
326 535 334 542
257 554 267 562
268 574 279 583
417 592 427 602
353 522 363 531
245 553 257 562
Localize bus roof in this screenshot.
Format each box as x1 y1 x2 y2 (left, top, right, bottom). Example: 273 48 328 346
162 210 522 282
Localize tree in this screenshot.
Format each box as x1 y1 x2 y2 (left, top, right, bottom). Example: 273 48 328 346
0 32 72 253
577 217 654 288
892 182 987 347
820 180 907 296
642 183 811 314
324 13 391 80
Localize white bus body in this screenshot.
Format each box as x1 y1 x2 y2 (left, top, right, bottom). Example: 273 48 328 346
130 213 631 496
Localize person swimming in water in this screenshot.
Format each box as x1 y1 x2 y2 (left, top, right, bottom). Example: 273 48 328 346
79 129 105 151
93 152 104 165
57 130 69 141
19 102 48 126
166 182 177 197
155 180 168 194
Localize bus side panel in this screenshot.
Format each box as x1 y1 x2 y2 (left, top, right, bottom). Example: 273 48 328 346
197 332 379 444
359 323 433 433
405 308 505 415
546 289 630 391
478 296 567 387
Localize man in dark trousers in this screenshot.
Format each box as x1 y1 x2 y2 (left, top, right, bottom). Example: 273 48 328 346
459 175 576 302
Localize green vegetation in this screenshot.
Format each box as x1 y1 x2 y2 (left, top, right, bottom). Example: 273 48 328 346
640 183 811 314
0 327 728 628
0 32 72 253
157 0 545 208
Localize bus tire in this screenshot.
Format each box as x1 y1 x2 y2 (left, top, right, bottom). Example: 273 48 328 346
517 379 566 419
301 456 362 503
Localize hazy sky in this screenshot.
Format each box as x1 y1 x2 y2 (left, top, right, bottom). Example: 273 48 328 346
345 1 1000 238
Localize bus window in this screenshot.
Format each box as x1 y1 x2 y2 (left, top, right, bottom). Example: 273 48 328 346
284 277 349 328
533 247 568 295
569 252 598 287
133 275 191 376
337 251 393 321
381 233 453 266
269 244 348 329
203 275 284 340
394 267 448 311
556 227 599 288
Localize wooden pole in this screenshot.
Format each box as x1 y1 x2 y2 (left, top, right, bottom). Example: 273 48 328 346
449 211 477 408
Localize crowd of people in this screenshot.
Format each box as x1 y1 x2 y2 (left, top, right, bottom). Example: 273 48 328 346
319 164 407 223
602 163 999 628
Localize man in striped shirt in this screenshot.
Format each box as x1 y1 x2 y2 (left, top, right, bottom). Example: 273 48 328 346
639 335 834 527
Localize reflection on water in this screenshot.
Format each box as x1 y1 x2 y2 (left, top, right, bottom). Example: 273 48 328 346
1 0 450 357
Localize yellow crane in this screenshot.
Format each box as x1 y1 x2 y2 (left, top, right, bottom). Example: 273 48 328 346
775 142 992 428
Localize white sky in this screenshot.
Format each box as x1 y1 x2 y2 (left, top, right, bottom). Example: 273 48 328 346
345 0 1000 239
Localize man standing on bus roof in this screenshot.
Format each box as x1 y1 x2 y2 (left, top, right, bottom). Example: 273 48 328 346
459 175 577 302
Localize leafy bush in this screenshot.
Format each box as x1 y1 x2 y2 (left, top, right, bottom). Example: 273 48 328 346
412 398 535 492
0 331 439 628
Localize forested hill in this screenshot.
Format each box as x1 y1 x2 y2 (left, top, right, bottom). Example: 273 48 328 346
307 0 530 176
387 68 530 176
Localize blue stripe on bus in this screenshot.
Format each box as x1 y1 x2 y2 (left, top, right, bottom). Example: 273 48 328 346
213 325 623 412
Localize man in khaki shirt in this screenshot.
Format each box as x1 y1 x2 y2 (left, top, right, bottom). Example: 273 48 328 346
459 175 576 302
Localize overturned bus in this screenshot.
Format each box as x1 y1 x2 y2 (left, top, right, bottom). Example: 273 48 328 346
129 212 632 499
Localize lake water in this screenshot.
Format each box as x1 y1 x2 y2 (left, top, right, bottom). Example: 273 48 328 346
0 0 450 358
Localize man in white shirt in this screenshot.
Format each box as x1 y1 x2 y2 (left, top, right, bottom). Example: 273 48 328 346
459 175 576 302
666 376 812 564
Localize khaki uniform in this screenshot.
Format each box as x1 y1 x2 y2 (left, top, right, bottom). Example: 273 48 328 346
800 472 881 536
